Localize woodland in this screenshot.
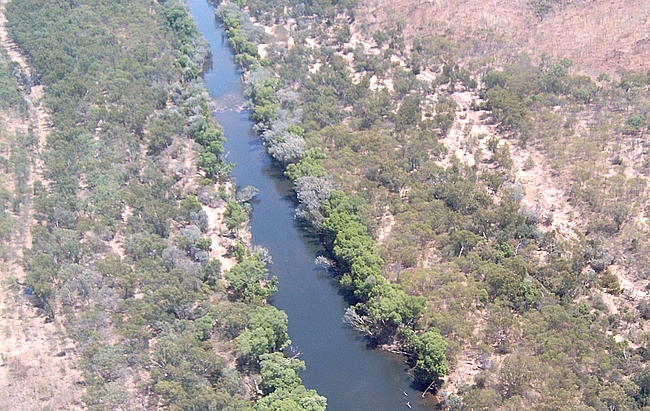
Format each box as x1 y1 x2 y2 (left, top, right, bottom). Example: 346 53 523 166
216 0 650 409
0 0 649 410
2 0 321 409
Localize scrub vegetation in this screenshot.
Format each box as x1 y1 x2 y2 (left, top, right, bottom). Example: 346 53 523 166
1 0 322 410
215 0 650 409
3 0 650 409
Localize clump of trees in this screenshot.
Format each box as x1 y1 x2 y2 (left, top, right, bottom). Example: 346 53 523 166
218 3 263 69
0 48 27 114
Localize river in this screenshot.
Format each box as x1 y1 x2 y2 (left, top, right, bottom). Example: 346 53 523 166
187 1 437 409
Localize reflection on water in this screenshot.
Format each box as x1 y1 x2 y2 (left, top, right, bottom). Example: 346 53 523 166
212 92 246 113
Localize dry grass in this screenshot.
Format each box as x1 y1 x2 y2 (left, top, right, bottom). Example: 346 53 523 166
357 0 650 76
0 1 83 408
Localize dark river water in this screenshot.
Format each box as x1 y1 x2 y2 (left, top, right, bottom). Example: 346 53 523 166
187 1 437 409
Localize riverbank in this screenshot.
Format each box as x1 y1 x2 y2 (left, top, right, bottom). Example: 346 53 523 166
189 0 444 409
205 1 650 410
1 0 295 408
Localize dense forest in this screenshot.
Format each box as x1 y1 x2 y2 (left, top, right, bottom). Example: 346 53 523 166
1 0 650 409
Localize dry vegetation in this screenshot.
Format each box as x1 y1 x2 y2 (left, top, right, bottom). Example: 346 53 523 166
235 0 650 405
350 1 650 402
357 0 650 76
0 1 256 408
0 1 83 408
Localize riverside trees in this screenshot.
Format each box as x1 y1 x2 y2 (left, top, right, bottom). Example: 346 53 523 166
215 1 451 388
3 0 320 409
215 0 650 407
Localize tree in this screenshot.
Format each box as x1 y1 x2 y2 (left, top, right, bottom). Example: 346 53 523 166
462 388 502 411
395 93 422 131
366 283 425 337
498 352 536 398
180 195 202 218
195 237 212 252
236 306 290 363
237 186 260 203
224 201 248 235
23 252 58 317
450 229 483 257
284 148 328 180
625 114 646 134
598 383 636 411
332 220 379 273
267 132 306 164
294 176 335 228
150 330 228 409
412 328 449 382
254 385 327 411
259 352 305 395
634 367 650 407
224 257 277 300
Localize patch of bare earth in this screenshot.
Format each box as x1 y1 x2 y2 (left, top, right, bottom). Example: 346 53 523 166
169 140 251 274
163 130 252 274
0 1 82 409
438 91 579 242
203 183 252 273
376 210 395 245
512 145 577 239
206 200 239 272
0 265 83 410
108 205 131 259
444 314 490 394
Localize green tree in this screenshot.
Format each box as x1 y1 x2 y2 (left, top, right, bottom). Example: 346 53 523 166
23 252 58 317
284 148 328 180
412 328 449 382
225 201 248 235
236 306 290 363
224 257 278 300
366 283 425 337
259 352 305 394
254 385 327 411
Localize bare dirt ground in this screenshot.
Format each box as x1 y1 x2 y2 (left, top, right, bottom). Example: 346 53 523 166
357 0 650 76
0 1 83 409
206 200 241 273
108 205 131 259
439 91 579 241
0 261 83 411
376 211 395 244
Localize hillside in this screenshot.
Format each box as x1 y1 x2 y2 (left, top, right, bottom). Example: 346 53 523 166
1 0 649 409
357 0 650 76
0 0 321 410
0 0 82 408
218 0 650 408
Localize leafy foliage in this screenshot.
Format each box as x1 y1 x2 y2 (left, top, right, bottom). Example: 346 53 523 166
224 257 278 301
412 328 449 382
213 0 650 406
4 0 298 409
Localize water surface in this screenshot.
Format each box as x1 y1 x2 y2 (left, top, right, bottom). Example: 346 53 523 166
187 1 436 409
